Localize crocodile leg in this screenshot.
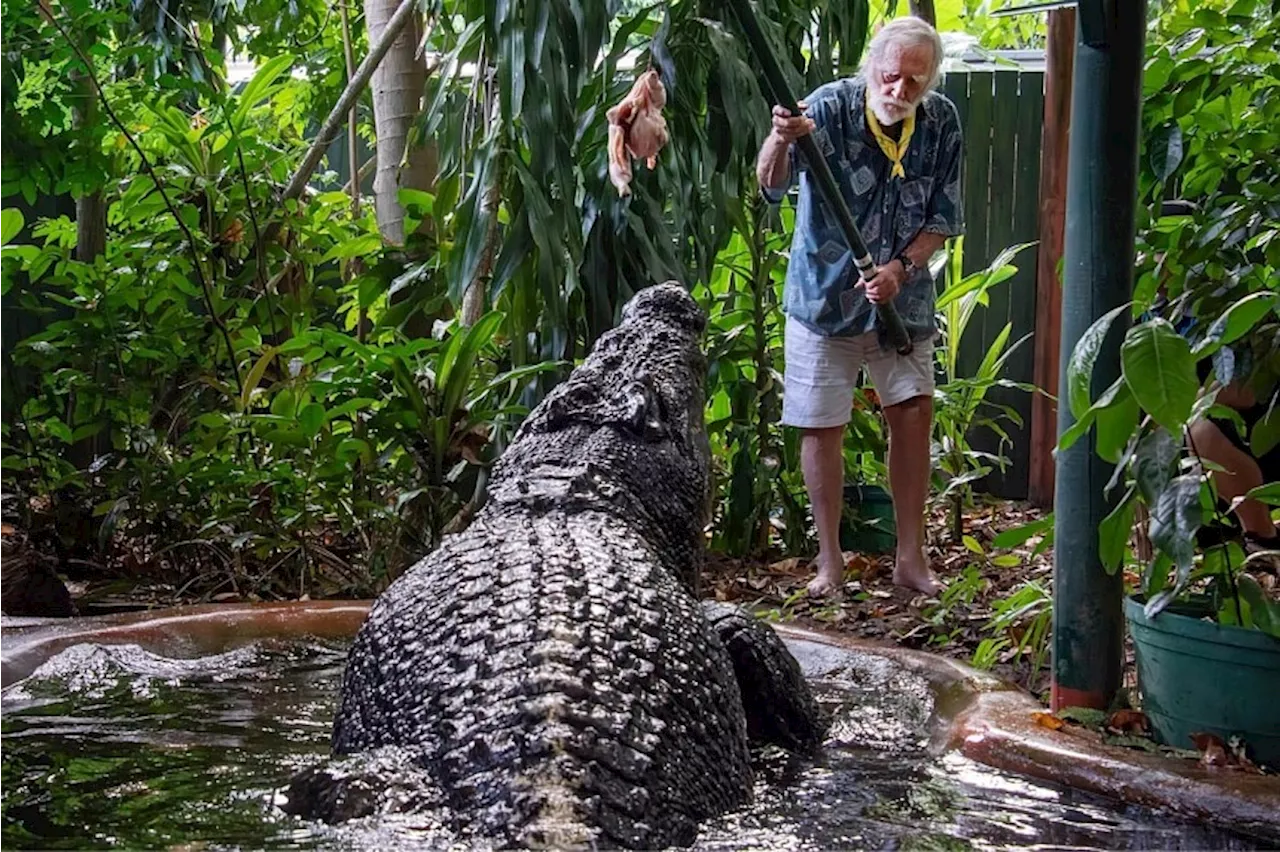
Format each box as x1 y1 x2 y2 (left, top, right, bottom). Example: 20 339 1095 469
700 602 828 754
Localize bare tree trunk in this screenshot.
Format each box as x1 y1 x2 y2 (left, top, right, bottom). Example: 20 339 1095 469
367 0 436 244
460 68 499 326
72 72 105 263
909 0 937 26
460 176 499 325
276 0 420 215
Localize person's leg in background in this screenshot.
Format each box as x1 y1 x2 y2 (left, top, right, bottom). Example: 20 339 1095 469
1188 419 1279 546
780 317 864 597
866 337 942 595
800 425 849 595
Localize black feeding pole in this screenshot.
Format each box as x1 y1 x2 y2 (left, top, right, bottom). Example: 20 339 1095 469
726 0 914 355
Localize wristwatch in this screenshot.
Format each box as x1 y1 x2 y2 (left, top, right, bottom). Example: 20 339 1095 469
896 252 918 277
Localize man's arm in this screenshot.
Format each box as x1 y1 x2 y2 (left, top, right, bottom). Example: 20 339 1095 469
861 230 948 305
899 231 947 274
756 131 794 194
756 103 815 198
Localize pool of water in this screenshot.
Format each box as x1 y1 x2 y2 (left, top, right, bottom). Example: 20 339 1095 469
0 637 1270 850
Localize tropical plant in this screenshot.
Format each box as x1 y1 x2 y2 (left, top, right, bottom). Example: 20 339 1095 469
931 236 1037 541
1057 0 1279 634
2 0 890 595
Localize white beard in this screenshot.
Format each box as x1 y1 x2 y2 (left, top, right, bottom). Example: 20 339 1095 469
869 92 917 126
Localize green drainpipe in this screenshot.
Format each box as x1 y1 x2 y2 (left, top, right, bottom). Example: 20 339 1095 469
1051 0 1148 711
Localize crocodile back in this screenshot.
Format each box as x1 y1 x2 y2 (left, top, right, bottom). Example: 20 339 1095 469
332 508 753 848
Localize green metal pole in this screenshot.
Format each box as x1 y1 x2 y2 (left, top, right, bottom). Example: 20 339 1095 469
1051 0 1147 712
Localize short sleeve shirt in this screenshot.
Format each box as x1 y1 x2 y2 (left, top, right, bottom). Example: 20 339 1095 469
764 76 965 345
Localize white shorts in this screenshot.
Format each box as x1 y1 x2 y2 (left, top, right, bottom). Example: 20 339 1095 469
781 316 935 428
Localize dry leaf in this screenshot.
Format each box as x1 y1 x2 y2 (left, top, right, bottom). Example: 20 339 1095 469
1033 712 1065 731
1191 732 1230 767
1106 709 1150 735
767 557 805 575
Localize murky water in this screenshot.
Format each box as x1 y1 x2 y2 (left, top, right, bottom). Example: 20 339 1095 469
0 638 1270 850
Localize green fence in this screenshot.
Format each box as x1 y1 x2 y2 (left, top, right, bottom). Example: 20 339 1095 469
940 65 1045 500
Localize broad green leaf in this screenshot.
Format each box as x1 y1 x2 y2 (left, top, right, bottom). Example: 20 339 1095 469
1135 427 1179 505
962 534 984 555
1143 551 1174 613
1095 381 1139 463
1148 473 1203 578
397 188 435 215
1148 123 1184 181
992 513 1054 549
1237 575 1280 638
71 422 104 443
1245 482 1280 506
45 419 72 443
1056 377 1125 454
299 403 325 439
1192 292 1277 358
240 346 280 411
321 234 383 264
325 398 376 422
1099 492 1135 574
336 438 373 465
1067 303 1130 419
1 209 22 244
1120 319 1198 433
1250 406 1280 456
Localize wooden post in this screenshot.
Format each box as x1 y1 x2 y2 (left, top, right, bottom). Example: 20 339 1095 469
1028 7 1076 508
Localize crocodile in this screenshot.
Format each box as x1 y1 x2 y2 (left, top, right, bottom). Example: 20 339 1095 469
284 282 826 848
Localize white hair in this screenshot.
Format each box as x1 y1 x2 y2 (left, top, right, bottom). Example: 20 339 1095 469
862 17 944 92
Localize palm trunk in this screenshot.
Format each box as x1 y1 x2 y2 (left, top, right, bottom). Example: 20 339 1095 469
908 0 937 26
367 0 437 244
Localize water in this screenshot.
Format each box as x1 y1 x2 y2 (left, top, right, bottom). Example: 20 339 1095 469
0 638 1270 851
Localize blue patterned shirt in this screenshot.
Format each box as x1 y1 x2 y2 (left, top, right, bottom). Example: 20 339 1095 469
763 76 965 344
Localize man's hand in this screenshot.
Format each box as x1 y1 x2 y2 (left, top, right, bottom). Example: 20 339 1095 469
771 102 815 143
859 260 907 305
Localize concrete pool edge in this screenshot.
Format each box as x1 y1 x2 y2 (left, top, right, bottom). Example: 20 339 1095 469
772 622 1280 838
3 601 1277 837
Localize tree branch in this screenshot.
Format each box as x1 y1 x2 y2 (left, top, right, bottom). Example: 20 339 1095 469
277 0 420 208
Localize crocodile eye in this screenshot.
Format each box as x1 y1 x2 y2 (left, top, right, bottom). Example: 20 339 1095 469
566 384 598 407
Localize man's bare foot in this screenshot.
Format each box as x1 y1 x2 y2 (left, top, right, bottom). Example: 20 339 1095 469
806 558 845 597
893 546 942 596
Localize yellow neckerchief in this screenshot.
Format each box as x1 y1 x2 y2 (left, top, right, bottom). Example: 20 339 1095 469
864 96 915 180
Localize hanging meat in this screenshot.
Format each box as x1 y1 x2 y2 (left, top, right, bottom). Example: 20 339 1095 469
607 68 670 197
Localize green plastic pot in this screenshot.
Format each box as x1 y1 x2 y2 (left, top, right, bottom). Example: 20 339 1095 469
839 484 896 555
1124 595 1280 767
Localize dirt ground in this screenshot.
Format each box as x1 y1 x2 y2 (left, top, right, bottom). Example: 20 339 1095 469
700 497 1063 702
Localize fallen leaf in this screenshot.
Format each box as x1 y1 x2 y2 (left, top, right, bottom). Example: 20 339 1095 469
1106 709 1150 735
767 557 805 575
1191 732 1230 767
1033 712 1065 731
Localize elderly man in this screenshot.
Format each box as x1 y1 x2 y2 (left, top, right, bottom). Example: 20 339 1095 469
756 17 964 596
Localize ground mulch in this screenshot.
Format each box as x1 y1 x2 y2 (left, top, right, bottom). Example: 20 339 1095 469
699 497 1062 702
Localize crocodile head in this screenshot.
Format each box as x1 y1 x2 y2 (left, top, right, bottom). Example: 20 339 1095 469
487 281 710 590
